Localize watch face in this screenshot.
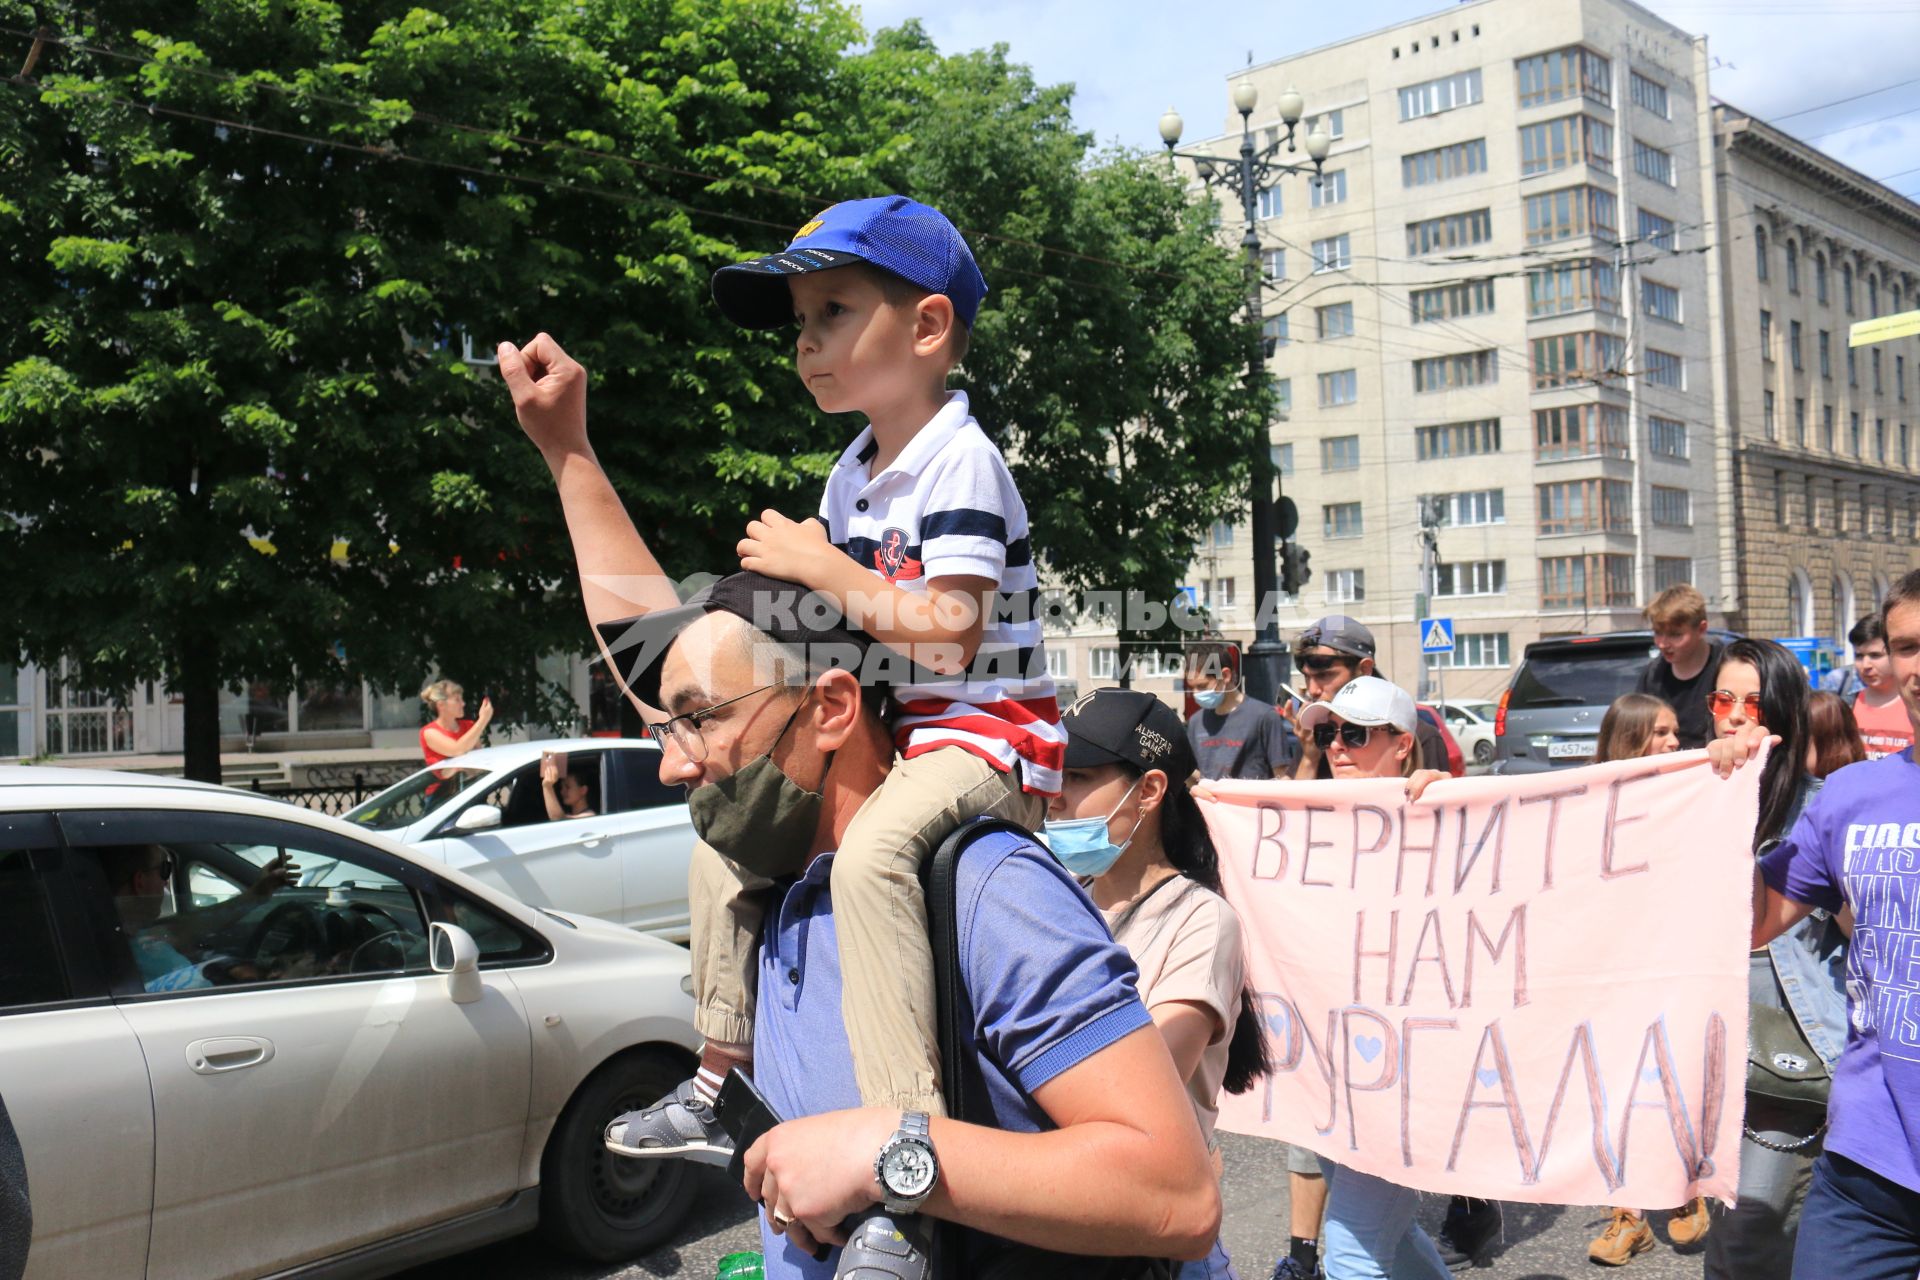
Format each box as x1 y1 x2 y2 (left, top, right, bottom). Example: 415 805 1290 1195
882 1141 937 1198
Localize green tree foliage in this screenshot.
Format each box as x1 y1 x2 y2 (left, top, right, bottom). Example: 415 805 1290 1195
0 1 1260 779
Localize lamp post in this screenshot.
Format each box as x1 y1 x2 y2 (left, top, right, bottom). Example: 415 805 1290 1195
1160 81 1329 706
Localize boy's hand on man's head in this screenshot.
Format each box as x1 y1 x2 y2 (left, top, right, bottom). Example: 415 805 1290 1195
738 509 840 589
498 332 589 460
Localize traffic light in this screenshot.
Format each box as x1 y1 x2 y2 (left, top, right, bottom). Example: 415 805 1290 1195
1281 541 1312 595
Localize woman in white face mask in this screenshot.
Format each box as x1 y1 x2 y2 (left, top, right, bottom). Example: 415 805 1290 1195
1048 687 1272 1280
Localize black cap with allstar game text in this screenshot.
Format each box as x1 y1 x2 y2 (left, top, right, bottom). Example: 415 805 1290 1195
1060 687 1197 778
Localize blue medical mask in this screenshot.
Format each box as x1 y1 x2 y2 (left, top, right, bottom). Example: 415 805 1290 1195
1042 778 1141 877
1191 689 1225 710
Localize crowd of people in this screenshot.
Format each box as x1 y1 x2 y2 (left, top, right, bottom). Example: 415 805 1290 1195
498 192 1920 1280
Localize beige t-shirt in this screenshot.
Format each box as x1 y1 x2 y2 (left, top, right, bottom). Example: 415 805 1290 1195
1102 875 1247 1143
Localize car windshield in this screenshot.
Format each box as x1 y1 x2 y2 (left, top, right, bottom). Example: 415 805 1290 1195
344 767 489 831
1509 646 1651 710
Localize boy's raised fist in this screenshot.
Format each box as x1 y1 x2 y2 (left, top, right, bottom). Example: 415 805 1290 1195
498 333 588 457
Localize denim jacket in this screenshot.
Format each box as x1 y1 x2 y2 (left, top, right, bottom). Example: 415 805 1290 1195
1760 776 1849 1068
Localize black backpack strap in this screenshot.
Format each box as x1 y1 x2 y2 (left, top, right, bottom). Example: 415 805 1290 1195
923 816 1031 1125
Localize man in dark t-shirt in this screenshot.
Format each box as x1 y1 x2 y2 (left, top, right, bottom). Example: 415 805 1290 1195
1183 642 1299 779
1633 584 1724 750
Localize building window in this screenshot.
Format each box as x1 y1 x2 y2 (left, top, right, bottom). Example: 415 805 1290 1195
1305 108 1345 140
1211 520 1235 547
1876 417 1889 464
1090 647 1119 681
1262 247 1286 280
1312 234 1352 272
1406 208 1492 255
1642 279 1682 323
1815 253 1829 304
1415 418 1501 459
1262 314 1290 356
1271 380 1294 420
1319 369 1358 406
1902 422 1912 468
1651 485 1693 527
1321 435 1360 471
1899 354 1908 401
1650 415 1689 459
1755 225 1769 281
1427 488 1506 526
1532 331 1625 388
1540 554 1633 608
1527 258 1619 316
1401 138 1489 187
1819 330 1832 380
1645 349 1685 389
1538 479 1632 534
1874 348 1884 394
1525 185 1618 244
1399 68 1484 120
1044 647 1071 680
1653 557 1693 590
1842 261 1854 313
1774 470 1788 527
1435 632 1512 669
1255 186 1282 221
1632 139 1675 186
47 661 135 755
1794 398 1807 447
1272 442 1295 475
1765 390 1777 440
1317 302 1355 339
1790 320 1803 371
1636 207 1674 250
1410 279 1496 323
1413 349 1499 392
0 665 28 757
1311 170 1349 207
1869 275 1880 317
1760 309 1774 359
1434 559 1507 596
1325 569 1365 604
1518 114 1612 175
1849 347 1858 388
1534 403 1629 459
1851 411 1864 456
1630 71 1670 118
1205 577 1238 610
1823 404 1836 451
1786 240 1800 294
1515 47 1611 108
1323 502 1364 539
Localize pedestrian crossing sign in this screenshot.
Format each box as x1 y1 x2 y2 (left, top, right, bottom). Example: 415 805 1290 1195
1420 617 1455 654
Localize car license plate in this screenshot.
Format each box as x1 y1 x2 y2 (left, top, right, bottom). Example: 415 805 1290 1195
1548 740 1595 760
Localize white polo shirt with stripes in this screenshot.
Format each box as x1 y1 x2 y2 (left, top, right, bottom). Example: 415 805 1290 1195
819 390 1063 795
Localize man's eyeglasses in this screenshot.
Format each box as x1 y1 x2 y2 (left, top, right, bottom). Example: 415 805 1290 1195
646 683 788 763
1706 690 1764 719
1312 721 1390 751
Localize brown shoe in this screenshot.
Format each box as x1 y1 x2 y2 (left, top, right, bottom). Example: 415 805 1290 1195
1666 1197 1712 1247
1588 1209 1655 1265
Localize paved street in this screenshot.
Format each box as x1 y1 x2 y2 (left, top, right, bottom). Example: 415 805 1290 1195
404 1133 1708 1279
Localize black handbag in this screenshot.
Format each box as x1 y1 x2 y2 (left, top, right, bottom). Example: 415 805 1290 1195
922 818 1175 1280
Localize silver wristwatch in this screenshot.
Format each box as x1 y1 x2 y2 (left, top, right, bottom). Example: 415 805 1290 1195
874 1111 939 1214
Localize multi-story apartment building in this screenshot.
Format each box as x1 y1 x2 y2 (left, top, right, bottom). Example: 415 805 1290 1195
1049 0 1726 702
1707 104 1920 647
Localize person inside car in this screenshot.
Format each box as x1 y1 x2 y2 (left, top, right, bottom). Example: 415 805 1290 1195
541 756 599 821
102 843 298 991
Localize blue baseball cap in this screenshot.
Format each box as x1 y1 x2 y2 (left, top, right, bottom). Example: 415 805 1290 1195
711 195 989 330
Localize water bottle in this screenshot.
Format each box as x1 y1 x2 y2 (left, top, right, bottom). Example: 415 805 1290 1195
715 1251 765 1280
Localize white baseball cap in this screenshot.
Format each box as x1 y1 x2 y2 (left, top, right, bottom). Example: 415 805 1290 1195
1297 675 1418 734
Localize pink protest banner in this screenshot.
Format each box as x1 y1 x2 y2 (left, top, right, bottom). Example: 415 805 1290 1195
1201 750 1761 1206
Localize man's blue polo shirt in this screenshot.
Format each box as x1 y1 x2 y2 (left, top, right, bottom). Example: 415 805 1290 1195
752 828 1154 1278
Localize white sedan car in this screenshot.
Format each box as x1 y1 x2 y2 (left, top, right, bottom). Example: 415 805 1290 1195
343 738 694 942
1437 699 1499 766
0 765 702 1280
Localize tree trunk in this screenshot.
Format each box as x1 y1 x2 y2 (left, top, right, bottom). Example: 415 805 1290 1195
178 640 222 784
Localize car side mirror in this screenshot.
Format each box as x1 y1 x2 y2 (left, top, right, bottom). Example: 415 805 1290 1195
453 803 502 833
430 922 483 1004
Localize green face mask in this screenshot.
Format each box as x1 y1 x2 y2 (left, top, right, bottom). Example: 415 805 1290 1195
685 694 828 880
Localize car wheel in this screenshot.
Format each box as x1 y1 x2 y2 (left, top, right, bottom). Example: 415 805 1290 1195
539 1047 701 1262
1473 739 1493 765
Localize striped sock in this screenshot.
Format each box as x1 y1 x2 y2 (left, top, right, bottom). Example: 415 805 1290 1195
692 1065 726 1107
694 1041 750 1106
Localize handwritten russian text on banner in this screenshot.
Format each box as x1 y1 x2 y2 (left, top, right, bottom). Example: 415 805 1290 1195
1203 753 1759 1206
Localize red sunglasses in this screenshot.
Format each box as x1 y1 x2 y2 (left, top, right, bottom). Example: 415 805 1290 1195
1706 690 1764 718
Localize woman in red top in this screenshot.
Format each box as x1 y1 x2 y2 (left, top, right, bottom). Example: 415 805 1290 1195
419 680 492 767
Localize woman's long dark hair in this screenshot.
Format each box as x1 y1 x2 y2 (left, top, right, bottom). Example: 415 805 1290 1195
1111 761 1272 1094
1718 638 1812 848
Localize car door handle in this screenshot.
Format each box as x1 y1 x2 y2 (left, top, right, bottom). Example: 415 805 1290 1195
578 832 607 846
186 1036 275 1075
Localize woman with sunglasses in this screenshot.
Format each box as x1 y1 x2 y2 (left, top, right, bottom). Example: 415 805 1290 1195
1700 639 1848 1280
1290 676 1456 1280
1048 687 1271 1280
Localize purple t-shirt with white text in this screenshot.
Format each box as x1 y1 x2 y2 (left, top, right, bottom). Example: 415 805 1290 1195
1760 748 1920 1193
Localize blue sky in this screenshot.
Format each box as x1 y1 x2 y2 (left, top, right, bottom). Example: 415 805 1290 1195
855 0 1920 200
